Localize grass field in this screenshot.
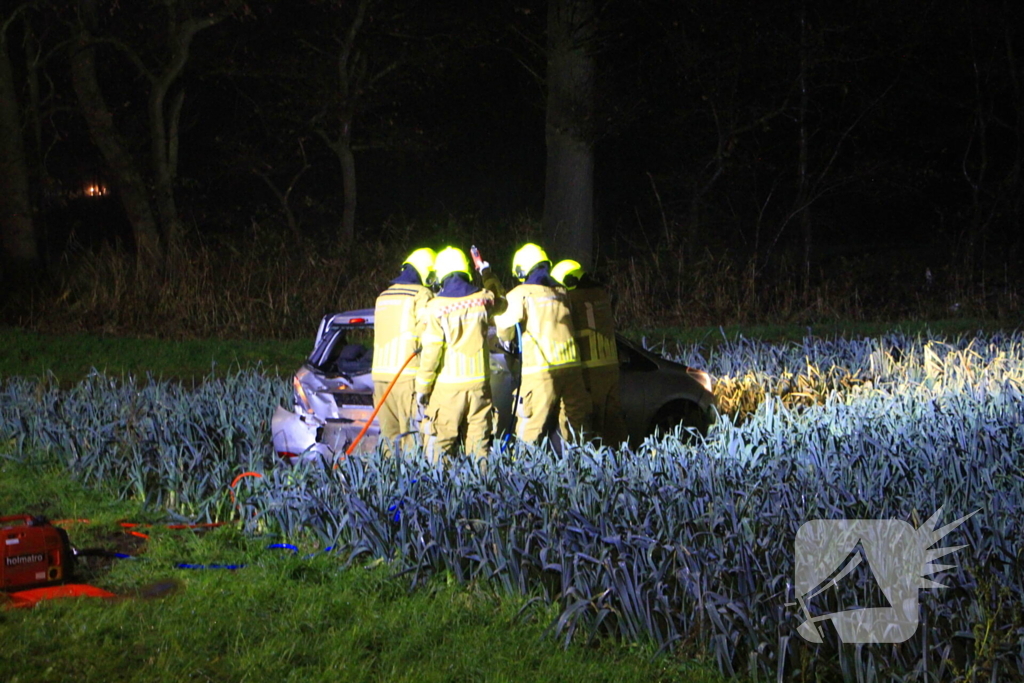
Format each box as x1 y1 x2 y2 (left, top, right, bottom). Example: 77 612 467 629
0 318 1002 384
0 458 720 683
0 327 310 385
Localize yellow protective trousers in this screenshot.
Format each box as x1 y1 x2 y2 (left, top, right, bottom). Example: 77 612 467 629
516 366 592 444
420 383 494 461
373 378 420 455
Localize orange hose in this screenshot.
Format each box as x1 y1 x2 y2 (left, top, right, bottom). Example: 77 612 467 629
117 521 229 536
228 471 265 505
341 349 420 460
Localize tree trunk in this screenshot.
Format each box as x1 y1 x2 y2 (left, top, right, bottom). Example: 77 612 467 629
543 0 596 267
70 2 163 269
1004 18 1023 268
150 85 185 257
339 120 357 241
962 20 990 285
148 7 225 256
23 18 50 266
0 26 39 281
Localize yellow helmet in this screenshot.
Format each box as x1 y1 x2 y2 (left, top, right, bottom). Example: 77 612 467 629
403 247 437 286
434 246 471 283
551 259 584 290
512 243 550 282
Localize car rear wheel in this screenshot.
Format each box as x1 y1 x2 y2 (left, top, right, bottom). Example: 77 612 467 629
650 400 708 439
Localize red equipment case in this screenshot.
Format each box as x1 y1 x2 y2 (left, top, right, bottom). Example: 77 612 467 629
1 514 75 592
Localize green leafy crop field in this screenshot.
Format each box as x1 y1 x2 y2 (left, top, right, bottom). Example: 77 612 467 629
2 323 1022 681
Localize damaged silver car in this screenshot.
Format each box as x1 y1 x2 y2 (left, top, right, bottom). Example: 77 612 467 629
271 309 716 460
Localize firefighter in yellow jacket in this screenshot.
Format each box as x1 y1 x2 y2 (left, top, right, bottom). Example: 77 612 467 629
551 259 628 445
493 244 591 444
371 247 436 454
416 247 498 461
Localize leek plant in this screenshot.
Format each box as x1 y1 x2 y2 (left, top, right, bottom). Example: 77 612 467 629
2 332 1022 681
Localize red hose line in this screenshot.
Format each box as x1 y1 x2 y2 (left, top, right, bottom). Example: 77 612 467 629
341 349 420 460
228 471 265 505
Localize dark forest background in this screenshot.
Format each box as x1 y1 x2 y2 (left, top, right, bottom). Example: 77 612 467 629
1 0 1021 338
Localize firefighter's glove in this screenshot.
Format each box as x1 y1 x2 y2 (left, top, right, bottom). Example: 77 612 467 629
416 391 431 407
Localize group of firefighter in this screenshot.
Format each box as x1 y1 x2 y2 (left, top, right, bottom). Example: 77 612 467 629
369 243 628 462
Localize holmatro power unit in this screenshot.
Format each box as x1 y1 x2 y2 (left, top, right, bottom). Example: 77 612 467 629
1 515 75 592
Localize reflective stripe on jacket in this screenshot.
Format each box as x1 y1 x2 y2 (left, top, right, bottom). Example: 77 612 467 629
566 286 618 369
494 284 580 376
371 283 433 381
416 290 495 392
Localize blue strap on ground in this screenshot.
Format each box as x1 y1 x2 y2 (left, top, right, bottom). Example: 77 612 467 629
266 543 299 553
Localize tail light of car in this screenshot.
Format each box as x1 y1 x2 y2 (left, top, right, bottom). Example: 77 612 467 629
687 368 714 394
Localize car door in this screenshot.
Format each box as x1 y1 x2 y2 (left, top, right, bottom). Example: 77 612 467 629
615 338 659 442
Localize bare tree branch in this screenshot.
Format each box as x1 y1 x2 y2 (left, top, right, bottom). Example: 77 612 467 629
1 0 39 44
85 36 157 82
